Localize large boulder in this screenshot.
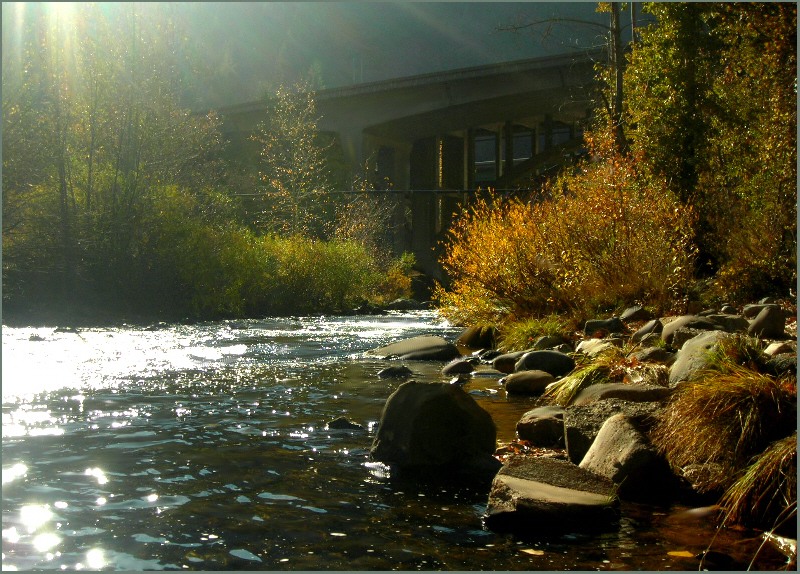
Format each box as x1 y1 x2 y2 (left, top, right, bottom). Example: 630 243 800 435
564 399 663 464
579 413 674 502
484 455 617 534
368 335 461 361
370 382 498 475
514 350 576 378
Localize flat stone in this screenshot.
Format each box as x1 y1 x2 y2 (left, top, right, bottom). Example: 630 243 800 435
484 456 617 534
368 335 461 361
571 383 672 406
576 338 613 357
764 341 796 356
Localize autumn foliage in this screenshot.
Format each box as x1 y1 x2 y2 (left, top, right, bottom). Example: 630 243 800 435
435 149 695 326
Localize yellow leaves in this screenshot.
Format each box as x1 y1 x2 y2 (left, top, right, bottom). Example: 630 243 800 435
667 550 695 558
520 548 545 556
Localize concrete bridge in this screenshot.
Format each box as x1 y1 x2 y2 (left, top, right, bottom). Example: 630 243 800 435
217 50 602 281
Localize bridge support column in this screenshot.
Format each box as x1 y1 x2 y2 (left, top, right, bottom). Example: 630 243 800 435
503 120 514 181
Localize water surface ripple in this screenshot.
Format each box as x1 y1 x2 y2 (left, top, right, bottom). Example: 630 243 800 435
2 313 786 570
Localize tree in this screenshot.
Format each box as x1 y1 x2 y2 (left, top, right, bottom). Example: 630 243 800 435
251 80 333 237
2 3 226 317
624 2 796 297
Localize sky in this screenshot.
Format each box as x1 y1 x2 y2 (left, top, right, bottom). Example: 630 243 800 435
175 2 616 108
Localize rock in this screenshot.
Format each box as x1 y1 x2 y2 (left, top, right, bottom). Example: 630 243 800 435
552 343 574 354
514 350 575 378
476 349 502 362
743 303 779 319
326 417 364 430
368 335 461 362
703 313 750 333
369 381 497 472
584 317 625 336
621 305 653 322
764 341 796 356
579 413 674 502
502 370 555 395
442 357 477 375
516 406 565 447
630 346 676 366
748 305 786 339
764 354 797 378
668 331 731 386
28 334 46 342
564 399 662 464
492 351 528 374
671 327 713 349
571 383 672 407
661 315 721 346
456 325 497 349
530 334 567 350
484 455 618 534
575 338 614 357
637 332 664 347
377 365 413 379
631 319 663 343
720 305 737 315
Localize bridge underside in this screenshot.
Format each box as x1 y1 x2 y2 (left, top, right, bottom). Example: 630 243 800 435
218 53 600 283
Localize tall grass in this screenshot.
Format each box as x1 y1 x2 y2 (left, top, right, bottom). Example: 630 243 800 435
719 433 797 531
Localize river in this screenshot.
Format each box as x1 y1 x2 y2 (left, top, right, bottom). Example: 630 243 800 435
1 312 789 570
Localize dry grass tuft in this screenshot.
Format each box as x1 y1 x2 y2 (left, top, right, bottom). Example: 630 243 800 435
719 432 797 532
543 347 629 406
650 363 796 493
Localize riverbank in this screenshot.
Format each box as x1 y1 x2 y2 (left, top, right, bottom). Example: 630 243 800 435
367 298 797 569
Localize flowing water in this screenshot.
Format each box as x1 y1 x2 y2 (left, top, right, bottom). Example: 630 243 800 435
2 312 790 570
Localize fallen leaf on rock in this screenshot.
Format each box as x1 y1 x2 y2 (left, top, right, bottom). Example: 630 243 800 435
667 550 695 558
520 549 545 556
